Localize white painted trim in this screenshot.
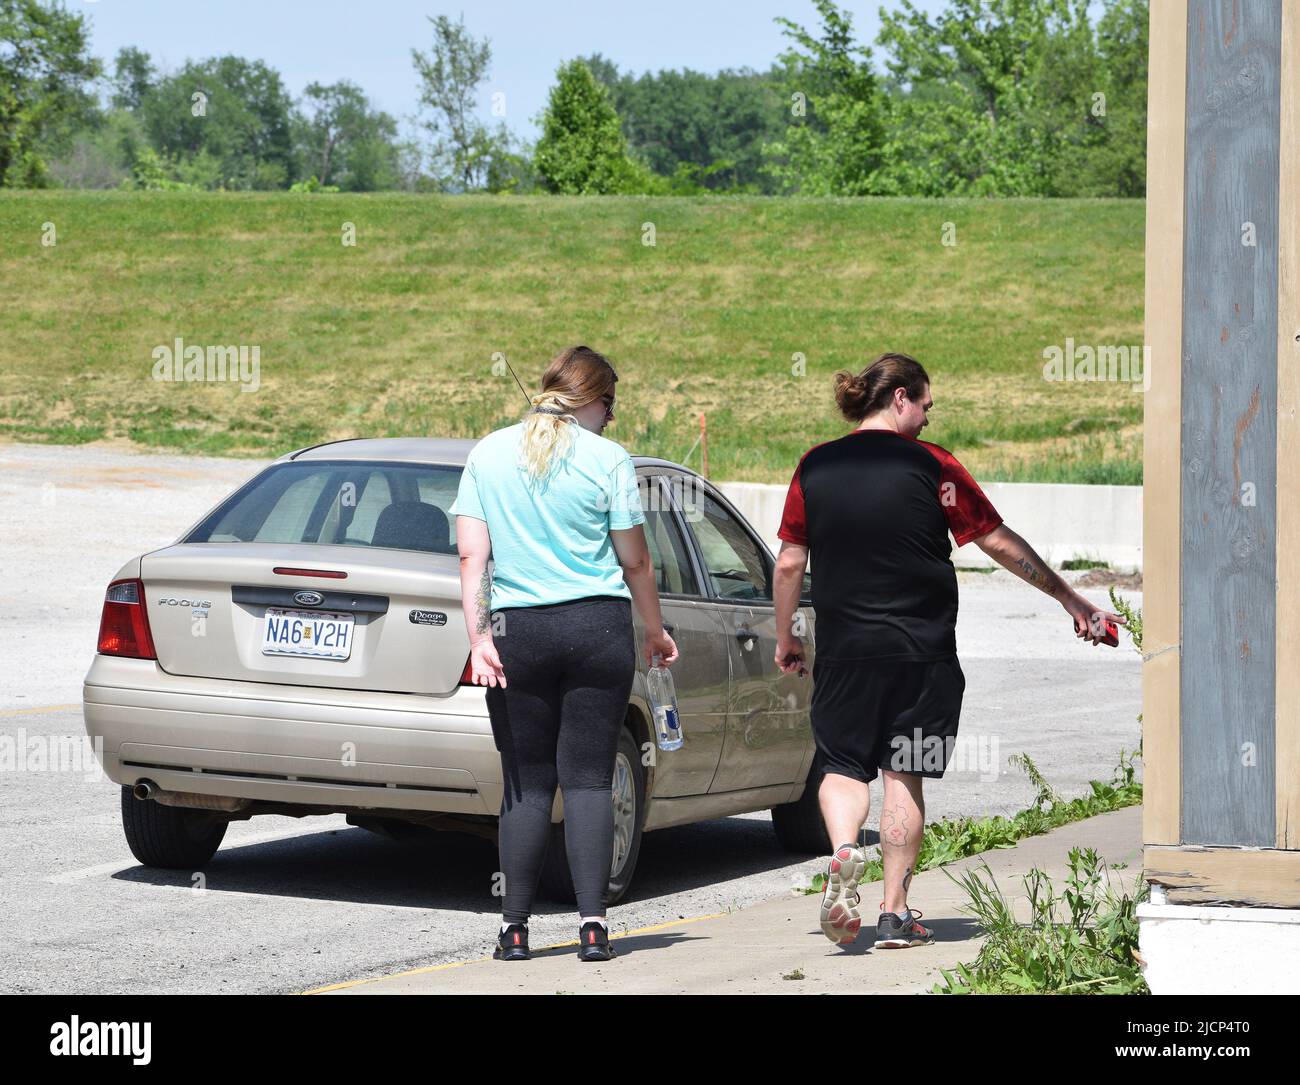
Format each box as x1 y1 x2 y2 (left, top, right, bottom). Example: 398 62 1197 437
1139 902 1300 993
1138 902 1300 924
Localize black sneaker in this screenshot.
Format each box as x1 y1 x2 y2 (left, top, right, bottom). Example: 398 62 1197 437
576 921 617 962
874 906 935 948
493 922 530 961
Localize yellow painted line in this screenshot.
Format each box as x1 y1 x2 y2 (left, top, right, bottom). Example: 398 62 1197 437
0 704 79 717
299 910 731 994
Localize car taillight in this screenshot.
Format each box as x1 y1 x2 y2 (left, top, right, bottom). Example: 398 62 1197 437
97 578 157 659
458 655 474 686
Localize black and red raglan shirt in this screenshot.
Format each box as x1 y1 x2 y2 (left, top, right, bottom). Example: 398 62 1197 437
777 429 1003 663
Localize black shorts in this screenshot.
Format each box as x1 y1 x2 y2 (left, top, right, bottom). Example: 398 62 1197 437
810 655 966 784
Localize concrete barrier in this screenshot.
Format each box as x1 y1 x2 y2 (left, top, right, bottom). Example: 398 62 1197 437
715 480 1143 572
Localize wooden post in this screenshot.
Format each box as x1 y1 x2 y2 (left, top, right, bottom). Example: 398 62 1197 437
1143 0 1300 906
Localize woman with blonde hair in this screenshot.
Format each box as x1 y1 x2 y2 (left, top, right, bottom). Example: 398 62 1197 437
450 345 678 962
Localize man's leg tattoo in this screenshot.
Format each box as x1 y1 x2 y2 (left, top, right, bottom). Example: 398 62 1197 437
881 802 911 848
883 803 915 916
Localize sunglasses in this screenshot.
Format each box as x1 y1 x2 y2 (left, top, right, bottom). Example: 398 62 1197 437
600 394 616 418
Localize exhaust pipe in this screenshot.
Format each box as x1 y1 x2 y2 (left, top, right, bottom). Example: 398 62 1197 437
131 779 251 812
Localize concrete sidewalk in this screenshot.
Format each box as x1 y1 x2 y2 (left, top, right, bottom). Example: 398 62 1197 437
310 806 1142 995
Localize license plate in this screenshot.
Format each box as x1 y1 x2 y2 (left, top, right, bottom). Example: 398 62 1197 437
261 607 355 660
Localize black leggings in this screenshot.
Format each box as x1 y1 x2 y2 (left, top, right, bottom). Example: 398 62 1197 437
483 595 636 922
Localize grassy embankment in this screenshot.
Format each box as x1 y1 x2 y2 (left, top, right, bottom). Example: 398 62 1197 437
0 192 1144 482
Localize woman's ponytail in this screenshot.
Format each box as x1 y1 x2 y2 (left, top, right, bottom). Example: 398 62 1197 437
519 389 578 481
517 345 617 482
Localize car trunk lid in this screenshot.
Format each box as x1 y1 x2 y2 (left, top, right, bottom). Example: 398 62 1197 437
140 543 470 695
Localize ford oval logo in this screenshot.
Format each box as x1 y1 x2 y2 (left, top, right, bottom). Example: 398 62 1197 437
293 590 325 607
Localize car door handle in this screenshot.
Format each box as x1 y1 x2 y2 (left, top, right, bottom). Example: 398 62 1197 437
735 628 757 648
663 622 675 635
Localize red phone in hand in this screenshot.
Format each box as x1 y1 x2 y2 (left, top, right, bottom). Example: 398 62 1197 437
1095 619 1119 647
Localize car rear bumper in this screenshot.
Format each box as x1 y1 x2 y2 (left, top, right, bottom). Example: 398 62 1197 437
83 655 504 815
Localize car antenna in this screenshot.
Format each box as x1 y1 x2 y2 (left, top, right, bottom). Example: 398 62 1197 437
502 356 534 408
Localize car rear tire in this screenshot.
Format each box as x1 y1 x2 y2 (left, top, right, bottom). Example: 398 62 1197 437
120 785 229 868
537 725 646 907
770 768 832 854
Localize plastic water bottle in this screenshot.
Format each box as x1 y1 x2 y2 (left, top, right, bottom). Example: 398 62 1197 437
648 652 683 751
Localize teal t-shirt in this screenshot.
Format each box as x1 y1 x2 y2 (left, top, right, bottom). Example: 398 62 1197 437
449 421 646 610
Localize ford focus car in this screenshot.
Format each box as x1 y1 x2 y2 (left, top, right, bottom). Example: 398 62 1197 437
83 438 821 902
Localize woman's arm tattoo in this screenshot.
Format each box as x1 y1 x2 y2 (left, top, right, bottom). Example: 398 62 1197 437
474 568 491 634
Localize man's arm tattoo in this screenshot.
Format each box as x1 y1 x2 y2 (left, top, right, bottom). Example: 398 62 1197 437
474 568 491 635
1012 554 1060 598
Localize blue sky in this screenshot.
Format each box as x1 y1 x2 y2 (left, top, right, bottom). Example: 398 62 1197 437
79 0 947 142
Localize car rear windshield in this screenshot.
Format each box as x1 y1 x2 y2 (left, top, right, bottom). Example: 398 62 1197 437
184 460 465 554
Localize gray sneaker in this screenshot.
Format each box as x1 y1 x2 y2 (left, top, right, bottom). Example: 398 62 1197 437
874 906 935 948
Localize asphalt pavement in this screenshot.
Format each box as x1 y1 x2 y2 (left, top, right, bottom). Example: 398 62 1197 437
0 440 1142 994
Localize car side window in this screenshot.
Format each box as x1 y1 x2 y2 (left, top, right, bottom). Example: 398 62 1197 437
639 475 700 596
676 485 771 601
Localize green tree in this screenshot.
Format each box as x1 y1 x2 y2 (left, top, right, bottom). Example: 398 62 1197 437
1085 0 1148 196
411 13 515 191
534 59 649 195
296 80 399 191
871 0 1146 197
761 0 887 195
46 107 140 189
111 46 155 112
872 0 1046 195
126 144 197 191
138 55 297 189
583 54 785 192
0 0 102 187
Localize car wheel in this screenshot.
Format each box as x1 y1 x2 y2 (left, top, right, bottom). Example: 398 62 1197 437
120 785 229 868
770 768 832 854
537 725 647 906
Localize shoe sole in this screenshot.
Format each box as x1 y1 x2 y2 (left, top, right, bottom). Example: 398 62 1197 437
873 931 935 949
494 932 530 961
577 941 616 962
819 844 866 945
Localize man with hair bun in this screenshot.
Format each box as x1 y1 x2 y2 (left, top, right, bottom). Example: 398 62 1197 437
771 351 1125 949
